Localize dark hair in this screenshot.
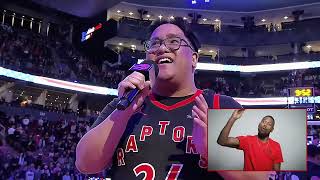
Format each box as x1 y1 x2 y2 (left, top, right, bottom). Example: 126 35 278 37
147 17 201 52
263 115 275 126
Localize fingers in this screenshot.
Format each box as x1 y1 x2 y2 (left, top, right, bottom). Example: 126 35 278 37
192 106 206 124
193 116 206 128
118 72 146 97
118 81 136 97
130 81 151 112
192 94 208 124
195 94 208 112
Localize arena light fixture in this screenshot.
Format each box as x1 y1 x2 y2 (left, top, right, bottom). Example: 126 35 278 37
1 66 320 105
170 16 174 19
203 18 207 21
284 16 288 20
183 17 188 20
261 19 266 22
146 14 151 18
129 12 133 15
158 15 163 19
192 0 197 4
214 19 220 22
118 43 123 46
306 45 312 48
117 10 121 13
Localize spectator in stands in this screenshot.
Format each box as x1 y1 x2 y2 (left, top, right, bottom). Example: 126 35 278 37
307 145 320 179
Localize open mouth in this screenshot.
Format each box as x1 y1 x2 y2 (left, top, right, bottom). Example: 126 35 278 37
157 57 173 64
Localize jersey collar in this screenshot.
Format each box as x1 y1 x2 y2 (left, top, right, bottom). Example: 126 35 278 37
149 89 203 111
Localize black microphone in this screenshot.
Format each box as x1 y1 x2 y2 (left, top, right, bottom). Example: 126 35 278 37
116 60 159 110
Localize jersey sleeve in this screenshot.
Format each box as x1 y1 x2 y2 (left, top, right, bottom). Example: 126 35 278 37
236 136 249 150
219 95 242 109
90 97 119 129
273 143 284 164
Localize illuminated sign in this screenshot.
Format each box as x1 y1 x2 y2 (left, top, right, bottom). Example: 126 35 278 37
81 23 102 42
289 87 314 97
289 87 315 111
294 89 312 97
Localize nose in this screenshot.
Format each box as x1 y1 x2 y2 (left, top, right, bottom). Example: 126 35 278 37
154 43 170 55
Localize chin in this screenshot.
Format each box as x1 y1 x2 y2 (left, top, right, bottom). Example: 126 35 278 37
157 73 174 81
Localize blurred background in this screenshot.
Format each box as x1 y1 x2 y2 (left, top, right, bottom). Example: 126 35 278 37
0 0 320 179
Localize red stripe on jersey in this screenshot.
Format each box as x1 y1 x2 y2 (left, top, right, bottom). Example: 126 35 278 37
165 164 183 180
213 94 220 109
149 89 203 111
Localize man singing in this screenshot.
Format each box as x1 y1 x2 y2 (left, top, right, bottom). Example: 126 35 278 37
217 109 284 171
76 17 273 179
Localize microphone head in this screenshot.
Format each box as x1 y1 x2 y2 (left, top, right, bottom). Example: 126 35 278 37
129 60 159 80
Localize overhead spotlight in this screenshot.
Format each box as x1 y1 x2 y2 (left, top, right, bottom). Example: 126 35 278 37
129 12 133 15
117 10 121 13
183 17 188 20
284 16 289 20
170 16 174 19
192 0 197 4
146 14 151 18
203 18 207 21
159 15 163 19
118 43 123 46
214 19 220 22
261 19 266 22
131 45 136 48
22 16 25 18
198 49 202 53
205 0 210 2
209 50 214 53
306 45 312 48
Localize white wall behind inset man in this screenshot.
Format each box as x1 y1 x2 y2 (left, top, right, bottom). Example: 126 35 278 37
208 109 306 171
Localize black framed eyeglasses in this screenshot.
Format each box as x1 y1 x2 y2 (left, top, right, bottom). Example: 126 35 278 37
144 37 195 53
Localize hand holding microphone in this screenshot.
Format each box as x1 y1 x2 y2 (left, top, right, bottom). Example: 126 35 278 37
116 60 159 111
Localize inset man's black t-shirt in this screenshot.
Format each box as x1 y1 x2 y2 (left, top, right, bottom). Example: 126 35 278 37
91 89 242 180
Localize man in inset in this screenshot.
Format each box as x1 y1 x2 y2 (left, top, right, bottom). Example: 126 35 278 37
217 109 284 171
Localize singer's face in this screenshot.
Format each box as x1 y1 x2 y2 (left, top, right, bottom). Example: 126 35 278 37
146 24 197 83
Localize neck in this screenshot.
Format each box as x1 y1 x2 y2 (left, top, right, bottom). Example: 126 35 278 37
152 78 197 97
257 134 269 142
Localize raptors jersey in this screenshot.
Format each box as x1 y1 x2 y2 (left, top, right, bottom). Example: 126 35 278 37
92 89 241 180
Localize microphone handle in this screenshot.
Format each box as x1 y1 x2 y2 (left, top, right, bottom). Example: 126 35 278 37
116 88 140 110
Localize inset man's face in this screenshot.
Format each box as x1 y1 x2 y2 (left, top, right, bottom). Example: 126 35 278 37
258 116 274 136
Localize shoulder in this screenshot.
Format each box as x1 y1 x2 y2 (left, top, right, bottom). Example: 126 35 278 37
269 138 281 147
201 89 242 109
237 135 255 140
219 95 242 108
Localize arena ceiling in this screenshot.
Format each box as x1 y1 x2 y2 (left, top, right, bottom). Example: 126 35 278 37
28 0 320 17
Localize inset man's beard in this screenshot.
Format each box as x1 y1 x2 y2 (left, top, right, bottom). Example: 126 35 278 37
258 132 270 139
